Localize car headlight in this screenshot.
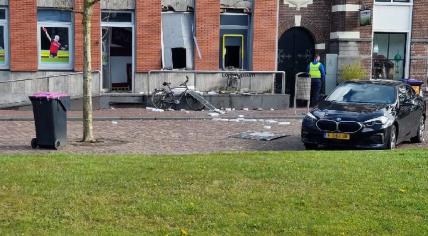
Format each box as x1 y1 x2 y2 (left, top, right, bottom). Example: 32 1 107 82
304 112 317 121
364 116 392 127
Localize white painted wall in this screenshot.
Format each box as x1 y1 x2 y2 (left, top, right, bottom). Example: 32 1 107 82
373 5 412 33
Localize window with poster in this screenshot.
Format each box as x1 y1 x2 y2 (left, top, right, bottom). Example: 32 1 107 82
38 9 73 70
0 8 9 69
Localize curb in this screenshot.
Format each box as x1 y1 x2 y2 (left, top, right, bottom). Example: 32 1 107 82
0 116 305 122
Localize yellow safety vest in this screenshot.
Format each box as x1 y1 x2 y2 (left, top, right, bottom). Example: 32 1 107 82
309 62 322 79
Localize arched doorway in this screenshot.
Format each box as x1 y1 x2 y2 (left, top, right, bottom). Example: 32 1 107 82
277 27 315 102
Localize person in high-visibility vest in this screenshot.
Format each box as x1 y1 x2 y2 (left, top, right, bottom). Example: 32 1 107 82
307 54 326 106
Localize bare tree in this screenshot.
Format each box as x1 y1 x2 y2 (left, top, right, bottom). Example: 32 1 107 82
81 0 100 142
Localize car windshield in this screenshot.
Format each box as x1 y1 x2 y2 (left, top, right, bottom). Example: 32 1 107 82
327 83 397 104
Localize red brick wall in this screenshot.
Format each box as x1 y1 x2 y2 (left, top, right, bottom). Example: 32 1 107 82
135 0 161 72
74 0 101 72
252 0 277 71
10 0 37 72
410 0 428 84
330 0 373 39
279 0 331 46
194 0 220 70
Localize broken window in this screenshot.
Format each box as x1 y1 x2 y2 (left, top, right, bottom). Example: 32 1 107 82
172 48 187 69
162 12 194 70
220 13 251 70
101 12 133 22
223 36 244 69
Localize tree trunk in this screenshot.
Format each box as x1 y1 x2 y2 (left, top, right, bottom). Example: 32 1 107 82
82 1 95 142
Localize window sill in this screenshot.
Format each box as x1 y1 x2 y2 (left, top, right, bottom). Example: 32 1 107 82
374 2 413 7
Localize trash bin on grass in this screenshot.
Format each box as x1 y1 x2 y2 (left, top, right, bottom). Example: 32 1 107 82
29 92 70 149
402 78 424 96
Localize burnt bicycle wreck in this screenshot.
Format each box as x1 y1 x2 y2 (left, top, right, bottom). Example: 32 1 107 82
149 72 289 111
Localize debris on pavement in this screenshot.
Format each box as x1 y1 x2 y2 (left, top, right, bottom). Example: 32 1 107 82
146 107 165 112
230 131 288 141
212 118 229 122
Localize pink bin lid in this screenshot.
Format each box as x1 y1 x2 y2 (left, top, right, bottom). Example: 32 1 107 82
31 92 68 99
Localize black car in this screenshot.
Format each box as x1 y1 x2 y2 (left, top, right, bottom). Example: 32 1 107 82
301 80 426 150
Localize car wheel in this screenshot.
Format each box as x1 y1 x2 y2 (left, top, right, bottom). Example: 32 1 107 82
304 143 318 150
386 125 397 150
411 116 425 143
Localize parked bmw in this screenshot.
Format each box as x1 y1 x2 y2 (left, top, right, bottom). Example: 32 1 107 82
301 80 426 149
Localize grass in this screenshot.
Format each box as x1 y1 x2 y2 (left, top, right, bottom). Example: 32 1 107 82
0 49 4 63
40 50 69 63
0 150 427 235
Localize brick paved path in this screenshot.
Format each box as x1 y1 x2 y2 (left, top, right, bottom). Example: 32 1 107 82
0 119 303 154
0 107 308 120
0 109 426 154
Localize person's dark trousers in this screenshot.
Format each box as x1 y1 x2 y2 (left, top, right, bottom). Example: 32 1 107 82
310 78 322 107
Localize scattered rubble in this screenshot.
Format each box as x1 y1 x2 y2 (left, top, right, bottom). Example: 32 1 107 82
265 120 278 124
146 107 165 112
230 131 289 141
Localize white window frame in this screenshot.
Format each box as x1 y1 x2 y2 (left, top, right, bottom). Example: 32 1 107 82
0 7 9 69
374 0 413 6
371 2 413 79
37 12 74 70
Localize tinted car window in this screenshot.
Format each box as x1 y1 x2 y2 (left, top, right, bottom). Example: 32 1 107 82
327 83 397 104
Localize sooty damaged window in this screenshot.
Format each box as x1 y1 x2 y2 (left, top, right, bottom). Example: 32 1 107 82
220 13 251 70
162 12 194 70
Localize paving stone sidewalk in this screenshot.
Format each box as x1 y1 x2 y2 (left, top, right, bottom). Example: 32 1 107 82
0 107 308 121
0 108 426 154
0 119 303 154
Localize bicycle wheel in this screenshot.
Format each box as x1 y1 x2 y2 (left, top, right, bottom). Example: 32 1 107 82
151 89 172 110
185 94 205 111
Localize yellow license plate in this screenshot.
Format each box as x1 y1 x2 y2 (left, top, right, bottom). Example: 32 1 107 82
324 133 350 140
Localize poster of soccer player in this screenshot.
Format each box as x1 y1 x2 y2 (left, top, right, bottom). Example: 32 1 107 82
40 27 70 63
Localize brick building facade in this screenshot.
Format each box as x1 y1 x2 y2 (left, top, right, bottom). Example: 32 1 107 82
2 0 428 107
0 0 279 107
279 0 428 94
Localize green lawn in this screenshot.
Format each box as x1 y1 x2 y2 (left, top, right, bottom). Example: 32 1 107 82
0 49 5 63
0 151 427 235
40 50 69 63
